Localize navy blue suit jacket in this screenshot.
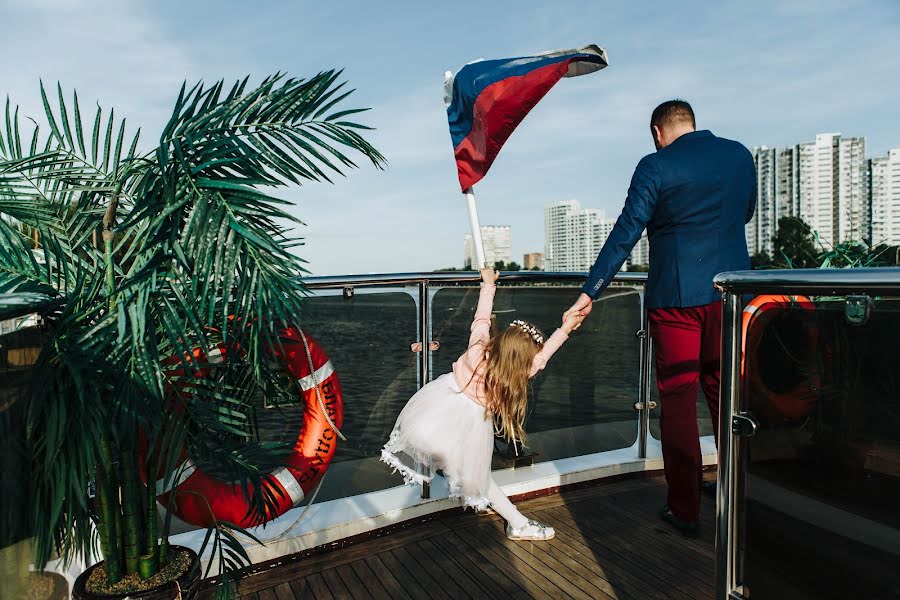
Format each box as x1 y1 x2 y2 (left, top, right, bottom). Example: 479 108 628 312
583 130 756 309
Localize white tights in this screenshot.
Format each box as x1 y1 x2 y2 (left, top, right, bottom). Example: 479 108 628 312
486 477 528 529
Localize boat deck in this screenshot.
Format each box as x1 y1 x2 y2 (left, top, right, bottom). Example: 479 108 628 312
229 473 716 600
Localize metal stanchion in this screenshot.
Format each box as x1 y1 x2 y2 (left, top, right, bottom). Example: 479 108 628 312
715 291 743 599
418 280 432 499
636 301 654 459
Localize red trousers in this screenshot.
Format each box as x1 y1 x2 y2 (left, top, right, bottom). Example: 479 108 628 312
648 302 721 523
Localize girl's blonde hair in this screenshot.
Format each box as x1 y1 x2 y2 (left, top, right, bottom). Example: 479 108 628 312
480 322 543 446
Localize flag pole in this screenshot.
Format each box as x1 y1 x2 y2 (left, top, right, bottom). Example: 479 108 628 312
463 186 488 269
446 70 488 270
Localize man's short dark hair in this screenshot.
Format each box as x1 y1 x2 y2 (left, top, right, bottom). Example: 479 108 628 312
651 100 695 130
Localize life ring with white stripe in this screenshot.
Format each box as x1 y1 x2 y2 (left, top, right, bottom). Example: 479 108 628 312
142 326 344 528
742 295 820 422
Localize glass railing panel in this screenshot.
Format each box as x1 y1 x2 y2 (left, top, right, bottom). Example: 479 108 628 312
430 284 642 464
648 371 715 440
0 290 421 538
258 287 420 503
737 296 900 599
1 314 42 594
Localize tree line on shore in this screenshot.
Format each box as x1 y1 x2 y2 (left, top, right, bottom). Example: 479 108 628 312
752 216 900 269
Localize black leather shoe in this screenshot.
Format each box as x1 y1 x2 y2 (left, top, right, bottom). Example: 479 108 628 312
701 480 717 497
659 505 699 538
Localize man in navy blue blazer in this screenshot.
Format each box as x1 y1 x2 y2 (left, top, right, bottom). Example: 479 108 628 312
564 100 756 535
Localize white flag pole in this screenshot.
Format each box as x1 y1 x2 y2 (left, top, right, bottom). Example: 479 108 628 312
463 186 488 269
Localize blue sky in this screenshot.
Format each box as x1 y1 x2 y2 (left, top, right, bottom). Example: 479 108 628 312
2 0 899 274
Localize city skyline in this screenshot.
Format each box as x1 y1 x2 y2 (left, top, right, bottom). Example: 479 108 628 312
532 134 900 272
748 136 899 258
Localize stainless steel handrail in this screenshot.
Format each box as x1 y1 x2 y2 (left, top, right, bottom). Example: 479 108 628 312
714 267 900 600
714 267 900 295
301 270 649 289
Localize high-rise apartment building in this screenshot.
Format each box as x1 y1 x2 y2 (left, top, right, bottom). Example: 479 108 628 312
544 200 612 271
838 135 869 243
464 225 511 268
748 146 777 257
544 200 577 271
798 133 835 246
870 149 900 246
797 133 868 247
776 145 800 225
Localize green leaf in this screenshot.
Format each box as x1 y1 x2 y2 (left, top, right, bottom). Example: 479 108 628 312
57 82 76 150
73 90 87 156
39 81 63 145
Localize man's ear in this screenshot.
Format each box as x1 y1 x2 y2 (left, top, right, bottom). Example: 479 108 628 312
652 125 663 148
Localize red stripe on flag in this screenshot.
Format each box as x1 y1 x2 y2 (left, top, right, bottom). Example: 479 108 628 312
454 60 572 191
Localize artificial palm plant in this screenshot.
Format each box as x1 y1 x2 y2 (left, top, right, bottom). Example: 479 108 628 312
0 71 384 597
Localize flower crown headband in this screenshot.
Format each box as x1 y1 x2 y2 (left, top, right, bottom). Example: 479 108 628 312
509 320 544 345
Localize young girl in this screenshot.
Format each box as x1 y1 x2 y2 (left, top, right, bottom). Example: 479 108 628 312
381 268 583 540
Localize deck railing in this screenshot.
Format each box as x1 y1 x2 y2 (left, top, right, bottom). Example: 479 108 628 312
299 270 659 500
4 270 724 578
713 267 900 600
2 271 672 504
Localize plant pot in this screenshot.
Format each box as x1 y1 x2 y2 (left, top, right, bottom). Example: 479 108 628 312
3 571 69 600
72 546 199 600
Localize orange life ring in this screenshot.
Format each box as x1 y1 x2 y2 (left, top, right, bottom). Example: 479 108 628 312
741 295 820 422
143 326 344 528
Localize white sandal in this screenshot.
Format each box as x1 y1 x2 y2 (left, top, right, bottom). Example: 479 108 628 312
506 518 555 541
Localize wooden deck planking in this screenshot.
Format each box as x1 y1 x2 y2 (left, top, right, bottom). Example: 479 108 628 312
229 474 715 600
359 555 414 600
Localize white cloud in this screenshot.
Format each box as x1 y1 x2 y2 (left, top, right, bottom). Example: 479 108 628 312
0 0 192 134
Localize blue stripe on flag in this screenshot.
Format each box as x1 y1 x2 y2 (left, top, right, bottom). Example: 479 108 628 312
447 54 588 148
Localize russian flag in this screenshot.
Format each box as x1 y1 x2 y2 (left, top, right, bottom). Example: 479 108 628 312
446 45 608 191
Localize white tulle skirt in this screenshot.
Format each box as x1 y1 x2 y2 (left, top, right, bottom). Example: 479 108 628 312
381 373 494 511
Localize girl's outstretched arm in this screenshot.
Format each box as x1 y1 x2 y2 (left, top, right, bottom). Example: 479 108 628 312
530 311 584 377
468 268 499 347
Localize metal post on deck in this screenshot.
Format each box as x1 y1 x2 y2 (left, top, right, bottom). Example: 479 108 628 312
636 306 653 459
715 291 743 600
418 279 432 499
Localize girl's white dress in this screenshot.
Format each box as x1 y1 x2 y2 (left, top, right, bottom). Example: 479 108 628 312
380 283 568 511
381 372 495 509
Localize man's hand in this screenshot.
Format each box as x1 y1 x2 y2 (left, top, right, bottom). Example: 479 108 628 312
563 293 593 326
480 267 499 286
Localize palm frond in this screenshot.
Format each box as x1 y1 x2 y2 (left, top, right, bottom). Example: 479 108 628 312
0 88 147 295
118 73 383 373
